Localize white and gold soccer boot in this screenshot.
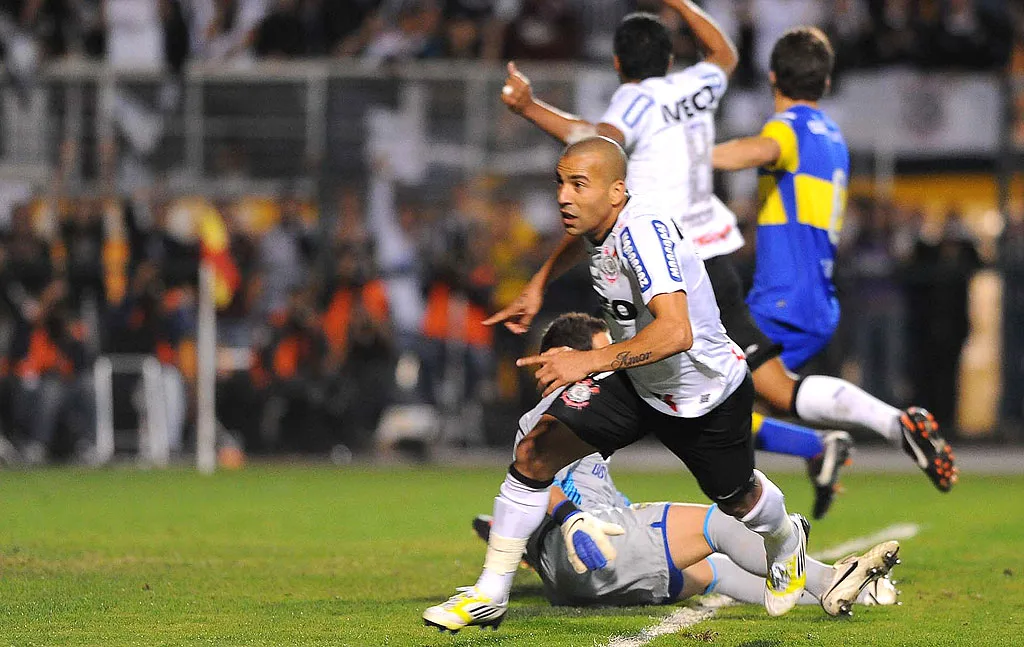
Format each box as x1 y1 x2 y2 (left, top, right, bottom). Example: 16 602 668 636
821 540 901 616
423 586 507 633
764 514 808 616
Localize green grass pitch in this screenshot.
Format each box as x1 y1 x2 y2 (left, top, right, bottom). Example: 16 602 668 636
0 465 1022 646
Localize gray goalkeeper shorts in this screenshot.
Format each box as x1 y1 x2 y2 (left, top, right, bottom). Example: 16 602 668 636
529 503 684 606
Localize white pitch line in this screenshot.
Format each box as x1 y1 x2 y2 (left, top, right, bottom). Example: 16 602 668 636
811 523 920 562
604 523 920 647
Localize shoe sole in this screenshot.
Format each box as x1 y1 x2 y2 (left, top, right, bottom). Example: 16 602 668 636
824 542 901 616
900 409 958 492
423 614 504 633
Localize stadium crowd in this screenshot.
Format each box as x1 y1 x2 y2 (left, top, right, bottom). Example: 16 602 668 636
2 154 1020 465
0 0 1017 75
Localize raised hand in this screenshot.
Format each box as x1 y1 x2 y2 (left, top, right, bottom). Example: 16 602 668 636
500 61 533 114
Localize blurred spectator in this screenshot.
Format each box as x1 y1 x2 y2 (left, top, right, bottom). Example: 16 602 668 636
187 0 267 62
254 0 305 58
0 204 56 329
136 197 200 289
105 0 165 69
440 0 504 59
998 212 1024 440
904 210 981 434
930 0 1013 70
501 0 579 61
249 288 329 452
868 0 929 66
327 0 381 56
213 199 259 347
332 184 372 251
252 194 315 318
419 210 495 413
8 290 96 465
576 0 634 62
367 174 425 353
361 0 443 64
320 246 394 453
59 196 107 310
104 261 191 454
824 0 873 78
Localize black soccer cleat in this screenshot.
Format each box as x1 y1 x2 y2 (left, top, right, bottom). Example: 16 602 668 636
807 431 854 519
899 407 958 492
472 514 492 543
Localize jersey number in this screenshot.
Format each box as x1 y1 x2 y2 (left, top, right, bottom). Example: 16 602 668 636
685 121 714 214
828 169 846 246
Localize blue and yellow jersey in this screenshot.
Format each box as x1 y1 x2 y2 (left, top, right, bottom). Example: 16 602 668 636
747 105 849 338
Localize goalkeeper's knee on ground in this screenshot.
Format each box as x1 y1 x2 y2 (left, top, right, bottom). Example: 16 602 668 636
552 500 625 574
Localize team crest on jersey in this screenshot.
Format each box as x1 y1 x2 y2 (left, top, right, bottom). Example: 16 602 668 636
619 228 650 291
561 379 601 410
597 248 619 283
651 220 683 282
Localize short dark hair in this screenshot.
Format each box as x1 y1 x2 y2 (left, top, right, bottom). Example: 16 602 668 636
613 13 672 81
540 313 609 353
769 27 834 101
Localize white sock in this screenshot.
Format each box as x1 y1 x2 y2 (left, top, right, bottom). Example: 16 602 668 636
474 471 550 603
739 470 797 560
795 375 902 445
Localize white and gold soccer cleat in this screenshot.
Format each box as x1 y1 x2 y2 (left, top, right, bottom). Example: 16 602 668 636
423 586 507 633
764 514 808 617
821 540 901 616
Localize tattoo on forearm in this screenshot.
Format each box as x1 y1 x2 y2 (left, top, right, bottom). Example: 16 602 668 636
611 350 651 369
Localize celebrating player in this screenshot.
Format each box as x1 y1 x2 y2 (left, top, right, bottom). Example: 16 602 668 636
499 2 954 515
423 137 807 633
472 312 901 617
712 27 957 492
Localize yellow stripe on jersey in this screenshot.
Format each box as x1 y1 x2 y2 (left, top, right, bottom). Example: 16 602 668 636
795 174 846 232
757 174 788 225
760 120 799 173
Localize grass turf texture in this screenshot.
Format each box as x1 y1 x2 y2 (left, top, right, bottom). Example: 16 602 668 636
0 466 1021 646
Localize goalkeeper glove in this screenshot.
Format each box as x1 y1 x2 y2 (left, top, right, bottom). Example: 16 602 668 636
553 500 625 574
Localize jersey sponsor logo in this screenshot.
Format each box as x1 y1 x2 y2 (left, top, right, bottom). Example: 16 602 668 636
651 220 683 282
661 84 717 123
622 94 654 128
561 379 601 410
591 463 608 479
619 228 650 291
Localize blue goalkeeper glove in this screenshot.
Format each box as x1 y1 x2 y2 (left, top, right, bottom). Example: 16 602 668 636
553 500 625 574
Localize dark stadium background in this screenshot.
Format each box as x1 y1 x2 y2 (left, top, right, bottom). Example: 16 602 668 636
0 0 1022 468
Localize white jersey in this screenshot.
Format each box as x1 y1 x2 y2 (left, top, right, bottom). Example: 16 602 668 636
587 195 748 417
599 62 744 260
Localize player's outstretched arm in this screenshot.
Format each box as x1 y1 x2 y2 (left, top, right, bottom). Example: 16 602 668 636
519 291 694 395
712 136 781 171
501 62 623 145
483 234 587 334
663 0 738 76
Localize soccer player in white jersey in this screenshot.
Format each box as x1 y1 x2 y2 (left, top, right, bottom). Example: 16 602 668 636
467 312 901 617
423 137 807 633
499 0 952 517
